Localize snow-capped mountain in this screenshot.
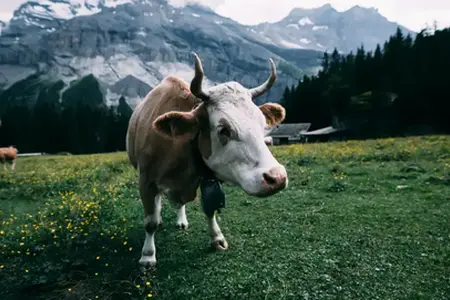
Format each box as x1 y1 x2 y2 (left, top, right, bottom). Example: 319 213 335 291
15 0 133 20
0 1 414 109
252 4 415 53
6 0 134 34
0 21 4 36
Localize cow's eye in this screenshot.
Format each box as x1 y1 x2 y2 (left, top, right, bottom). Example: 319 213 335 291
218 127 231 138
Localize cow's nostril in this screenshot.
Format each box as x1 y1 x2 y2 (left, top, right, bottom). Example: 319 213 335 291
263 172 276 186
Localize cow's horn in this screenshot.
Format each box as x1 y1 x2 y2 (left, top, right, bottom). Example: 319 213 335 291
190 52 209 101
249 58 277 99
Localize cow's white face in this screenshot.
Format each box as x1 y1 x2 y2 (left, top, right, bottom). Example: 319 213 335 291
152 52 287 197
198 83 288 197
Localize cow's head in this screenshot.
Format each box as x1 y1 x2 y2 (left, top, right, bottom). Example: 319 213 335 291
9 145 18 153
153 53 287 197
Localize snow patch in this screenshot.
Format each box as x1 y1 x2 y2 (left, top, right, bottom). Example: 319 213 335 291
287 24 299 30
300 38 311 44
24 17 46 28
312 25 328 31
20 0 101 20
215 20 223 25
192 13 200 18
17 0 134 22
279 40 304 49
104 0 134 8
136 28 146 37
298 17 313 26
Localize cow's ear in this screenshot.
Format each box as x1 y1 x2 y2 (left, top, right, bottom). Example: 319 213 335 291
153 110 200 140
259 103 286 126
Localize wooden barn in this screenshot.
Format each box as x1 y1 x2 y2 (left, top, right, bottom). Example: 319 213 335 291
265 123 311 145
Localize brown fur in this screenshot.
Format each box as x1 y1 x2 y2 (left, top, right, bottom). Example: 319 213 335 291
126 76 211 205
0 146 18 170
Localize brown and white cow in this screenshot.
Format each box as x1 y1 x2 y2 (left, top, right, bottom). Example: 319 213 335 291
0 146 18 170
126 52 288 267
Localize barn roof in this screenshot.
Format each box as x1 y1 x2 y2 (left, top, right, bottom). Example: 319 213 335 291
301 126 341 136
266 123 311 137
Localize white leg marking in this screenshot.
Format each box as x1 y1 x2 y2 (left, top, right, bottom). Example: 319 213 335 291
167 194 189 230
176 205 189 229
139 194 162 268
207 214 228 251
139 231 156 267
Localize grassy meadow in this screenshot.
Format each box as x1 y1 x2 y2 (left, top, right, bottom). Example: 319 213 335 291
0 135 449 300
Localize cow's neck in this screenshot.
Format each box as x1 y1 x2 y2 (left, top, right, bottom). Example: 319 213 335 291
191 129 226 215
191 133 217 181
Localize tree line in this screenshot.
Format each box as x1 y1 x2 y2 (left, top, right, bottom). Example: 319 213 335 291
0 75 133 154
281 27 450 137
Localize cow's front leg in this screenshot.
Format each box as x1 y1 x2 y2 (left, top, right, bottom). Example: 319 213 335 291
200 178 228 250
206 212 228 251
138 173 161 268
176 205 188 229
168 191 189 230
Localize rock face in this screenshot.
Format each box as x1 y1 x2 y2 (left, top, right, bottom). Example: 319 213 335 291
0 1 414 107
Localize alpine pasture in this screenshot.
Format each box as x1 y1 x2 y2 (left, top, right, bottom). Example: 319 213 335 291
0 135 449 300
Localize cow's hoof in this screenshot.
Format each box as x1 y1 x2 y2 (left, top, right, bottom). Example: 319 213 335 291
211 236 228 251
139 256 156 269
176 221 189 230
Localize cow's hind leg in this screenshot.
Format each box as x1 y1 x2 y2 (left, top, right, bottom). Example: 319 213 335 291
138 171 162 268
205 212 228 251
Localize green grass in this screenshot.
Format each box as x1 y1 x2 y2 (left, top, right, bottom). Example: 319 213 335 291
0 135 449 300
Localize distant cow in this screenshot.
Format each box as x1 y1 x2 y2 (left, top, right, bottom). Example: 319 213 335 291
126 52 288 267
0 146 18 170
264 136 274 146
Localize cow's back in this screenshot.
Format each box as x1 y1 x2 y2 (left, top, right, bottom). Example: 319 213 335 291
126 76 200 184
0 147 17 161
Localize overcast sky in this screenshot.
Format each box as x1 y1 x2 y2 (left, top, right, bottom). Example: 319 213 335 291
1 0 449 32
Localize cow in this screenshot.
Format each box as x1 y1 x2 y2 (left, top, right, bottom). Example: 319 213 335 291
0 146 18 170
126 52 288 267
264 136 274 146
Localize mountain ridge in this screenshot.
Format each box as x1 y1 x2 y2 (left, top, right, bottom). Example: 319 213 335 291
0 1 415 108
